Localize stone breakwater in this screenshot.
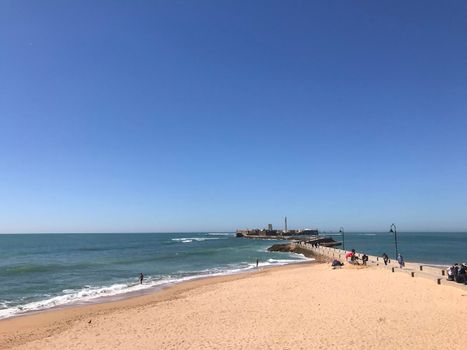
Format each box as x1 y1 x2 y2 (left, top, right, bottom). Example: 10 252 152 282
267 243 332 263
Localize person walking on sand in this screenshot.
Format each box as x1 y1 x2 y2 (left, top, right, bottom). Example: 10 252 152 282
139 273 144 284
362 254 368 265
382 253 389 266
397 254 405 268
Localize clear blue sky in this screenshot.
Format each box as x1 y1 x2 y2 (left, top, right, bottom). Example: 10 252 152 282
1 0 466 233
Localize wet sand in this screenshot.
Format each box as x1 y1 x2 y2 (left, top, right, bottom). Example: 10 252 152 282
1 262 466 350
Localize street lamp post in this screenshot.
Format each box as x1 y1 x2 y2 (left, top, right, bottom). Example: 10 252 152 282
389 223 398 258
339 227 345 251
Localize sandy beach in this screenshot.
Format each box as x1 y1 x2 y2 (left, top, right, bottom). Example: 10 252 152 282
1 262 466 350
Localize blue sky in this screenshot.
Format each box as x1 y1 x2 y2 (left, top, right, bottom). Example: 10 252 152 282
1 0 466 233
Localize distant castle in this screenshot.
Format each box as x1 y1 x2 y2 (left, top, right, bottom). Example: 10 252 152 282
236 217 318 238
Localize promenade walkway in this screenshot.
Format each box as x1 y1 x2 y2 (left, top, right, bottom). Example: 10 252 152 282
292 241 467 291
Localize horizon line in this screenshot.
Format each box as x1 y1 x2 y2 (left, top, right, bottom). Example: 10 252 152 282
1 230 467 235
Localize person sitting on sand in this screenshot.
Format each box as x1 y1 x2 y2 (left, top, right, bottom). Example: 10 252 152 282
351 254 360 265
447 265 455 281
453 263 459 281
457 263 466 283
346 249 360 265
397 254 405 268
345 250 354 262
382 253 389 266
331 259 344 269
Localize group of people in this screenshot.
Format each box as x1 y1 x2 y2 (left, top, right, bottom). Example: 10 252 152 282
381 252 405 268
339 250 405 268
331 249 368 268
345 249 358 264
447 263 467 284
332 250 466 284
343 249 369 265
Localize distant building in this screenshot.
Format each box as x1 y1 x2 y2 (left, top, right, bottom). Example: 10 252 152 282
236 224 318 238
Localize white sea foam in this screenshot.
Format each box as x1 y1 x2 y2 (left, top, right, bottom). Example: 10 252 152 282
171 237 222 243
0 251 312 320
267 258 305 264
423 263 450 269
0 265 256 320
207 232 235 236
0 282 151 319
0 272 216 320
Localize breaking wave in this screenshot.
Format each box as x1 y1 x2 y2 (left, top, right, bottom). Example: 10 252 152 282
171 237 223 243
0 252 311 320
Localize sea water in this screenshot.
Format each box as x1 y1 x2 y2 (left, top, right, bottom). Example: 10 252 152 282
0 232 307 319
0 231 465 319
327 231 467 265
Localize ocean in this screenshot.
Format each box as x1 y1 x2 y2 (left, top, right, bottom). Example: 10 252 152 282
329 231 467 265
0 231 465 319
0 232 307 319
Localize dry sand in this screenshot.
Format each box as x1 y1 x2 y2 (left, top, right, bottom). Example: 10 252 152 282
1 262 466 350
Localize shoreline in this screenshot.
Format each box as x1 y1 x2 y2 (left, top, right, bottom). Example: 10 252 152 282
1 241 461 324
2 261 466 349
1 242 461 325
0 262 314 349
0 251 313 321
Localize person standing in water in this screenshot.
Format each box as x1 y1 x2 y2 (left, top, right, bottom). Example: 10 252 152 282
256 259 259 268
139 273 144 284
